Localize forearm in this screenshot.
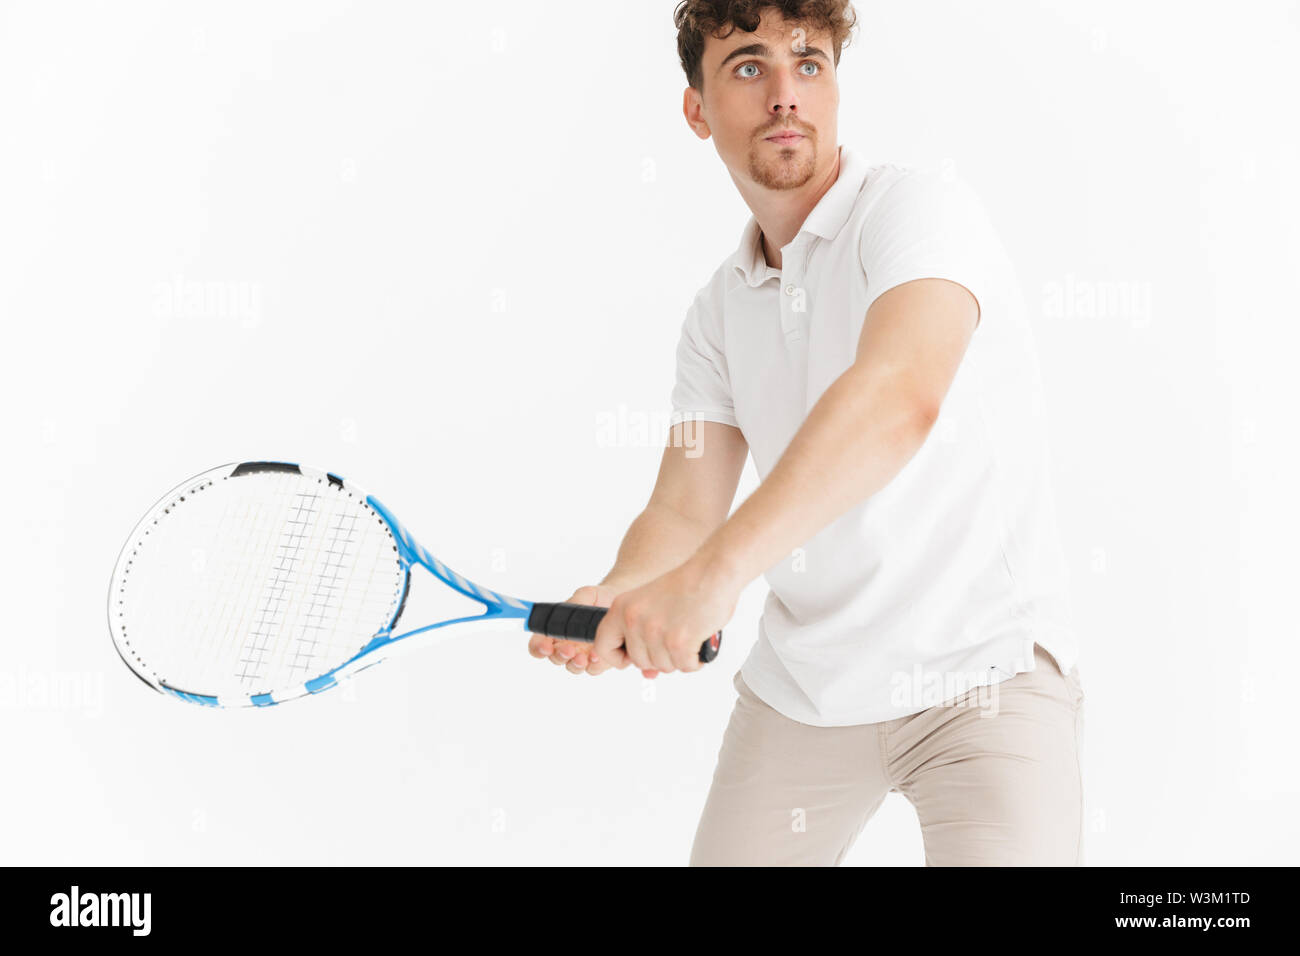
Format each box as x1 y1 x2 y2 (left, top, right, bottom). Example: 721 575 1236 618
600 501 717 592
690 366 935 590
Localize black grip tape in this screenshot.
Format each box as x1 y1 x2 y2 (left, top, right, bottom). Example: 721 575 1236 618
527 602 721 664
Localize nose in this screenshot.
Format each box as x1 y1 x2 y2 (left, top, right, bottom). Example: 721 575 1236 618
767 72 799 117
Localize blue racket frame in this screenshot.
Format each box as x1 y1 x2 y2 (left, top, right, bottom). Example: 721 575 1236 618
138 463 535 709
116 461 719 710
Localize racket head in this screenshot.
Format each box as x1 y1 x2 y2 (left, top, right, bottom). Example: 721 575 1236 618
108 462 409 707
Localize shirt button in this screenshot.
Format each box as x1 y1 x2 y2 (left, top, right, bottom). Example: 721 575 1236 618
785 284 795 295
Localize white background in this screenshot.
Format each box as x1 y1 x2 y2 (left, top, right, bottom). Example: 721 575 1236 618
2 0 1296 865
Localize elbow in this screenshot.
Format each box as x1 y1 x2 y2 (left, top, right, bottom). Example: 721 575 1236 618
880 381 940 438
912 397 942 434
892 395 941 453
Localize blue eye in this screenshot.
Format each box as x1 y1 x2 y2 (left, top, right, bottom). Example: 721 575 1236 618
737 62 760 78
799 61 819 76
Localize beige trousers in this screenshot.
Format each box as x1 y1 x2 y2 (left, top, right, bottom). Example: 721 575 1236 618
690 643 1085 866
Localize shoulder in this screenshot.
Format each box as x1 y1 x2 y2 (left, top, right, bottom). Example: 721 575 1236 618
856 161 1002 273
862 161 990 229
855 162 1014 320
682 249 741 331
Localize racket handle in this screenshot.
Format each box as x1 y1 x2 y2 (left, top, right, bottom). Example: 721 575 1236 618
526 602 721 664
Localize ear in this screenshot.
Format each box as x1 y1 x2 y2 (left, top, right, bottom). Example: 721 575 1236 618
682 86 712 141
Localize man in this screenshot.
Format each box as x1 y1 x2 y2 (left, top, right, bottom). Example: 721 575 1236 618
528 0 1084 866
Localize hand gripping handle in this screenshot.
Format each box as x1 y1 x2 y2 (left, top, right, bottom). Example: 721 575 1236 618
526 602 721 664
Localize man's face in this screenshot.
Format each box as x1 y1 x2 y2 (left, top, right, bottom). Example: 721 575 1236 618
686 9 839 191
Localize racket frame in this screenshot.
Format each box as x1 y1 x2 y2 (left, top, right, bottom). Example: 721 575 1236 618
108 462 535 709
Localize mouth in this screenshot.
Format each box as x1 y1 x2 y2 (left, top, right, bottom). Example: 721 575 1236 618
764 132 806 146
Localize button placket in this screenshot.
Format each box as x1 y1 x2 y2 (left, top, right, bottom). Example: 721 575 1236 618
780 243 811 342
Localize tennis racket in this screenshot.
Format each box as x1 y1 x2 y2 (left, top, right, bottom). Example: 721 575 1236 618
108 461 722 708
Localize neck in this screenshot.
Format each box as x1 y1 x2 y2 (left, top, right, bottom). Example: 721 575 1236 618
737 145 842 271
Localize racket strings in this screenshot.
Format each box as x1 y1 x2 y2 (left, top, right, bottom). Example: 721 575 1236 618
237 489 322 684
117 468 405 699
286 508 362 677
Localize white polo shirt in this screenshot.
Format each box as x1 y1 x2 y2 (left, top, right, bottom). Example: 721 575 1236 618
669 144 1079 726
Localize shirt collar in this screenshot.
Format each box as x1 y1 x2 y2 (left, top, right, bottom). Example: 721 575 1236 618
730 144 869 289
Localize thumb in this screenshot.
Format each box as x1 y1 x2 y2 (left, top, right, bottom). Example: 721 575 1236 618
570 584 617 609
592 608 628 669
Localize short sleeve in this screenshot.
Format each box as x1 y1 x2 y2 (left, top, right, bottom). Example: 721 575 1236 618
669 291 738 429
858 165 1000 327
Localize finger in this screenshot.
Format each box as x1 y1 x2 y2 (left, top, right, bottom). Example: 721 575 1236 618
550 650 579 667
528 633 554 659
569 586 600 605
669 635 703 674
593 614 628 669
623 630 652 672
548 639 577 665
644 632 677 674
641 668 659 679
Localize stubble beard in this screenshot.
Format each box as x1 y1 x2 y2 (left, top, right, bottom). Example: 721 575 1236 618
748 138 817 190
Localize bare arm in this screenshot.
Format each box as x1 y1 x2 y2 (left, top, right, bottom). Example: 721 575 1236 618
690 278 977 587
595 277 980 673
528 420 747 672
600 421 749 591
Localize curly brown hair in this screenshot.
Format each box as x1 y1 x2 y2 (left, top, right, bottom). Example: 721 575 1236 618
674 0 858 91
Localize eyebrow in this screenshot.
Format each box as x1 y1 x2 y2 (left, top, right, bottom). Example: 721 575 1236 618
716 41 831 75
